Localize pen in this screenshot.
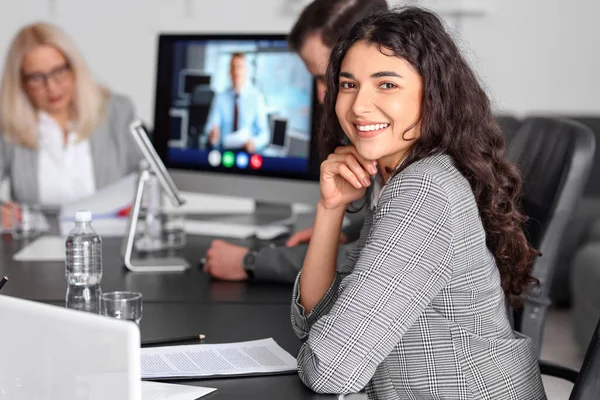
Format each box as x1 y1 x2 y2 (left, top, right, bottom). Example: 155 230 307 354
0 275 8 291
141 334 206 347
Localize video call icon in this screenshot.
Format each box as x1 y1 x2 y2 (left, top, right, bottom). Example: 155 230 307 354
250 154 263 170
222 151 235 168
208 150 222 167
236 153 249 169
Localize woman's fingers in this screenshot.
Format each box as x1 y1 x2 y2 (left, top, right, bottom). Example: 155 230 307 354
334 146 377 175
342 153 372 187
325 152 373 185
337 163 365 189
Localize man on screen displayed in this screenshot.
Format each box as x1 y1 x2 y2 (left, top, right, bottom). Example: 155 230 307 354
203 52 270 153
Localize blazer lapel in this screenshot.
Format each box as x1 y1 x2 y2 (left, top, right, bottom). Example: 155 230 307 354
89 122 107 190
12 144 39 204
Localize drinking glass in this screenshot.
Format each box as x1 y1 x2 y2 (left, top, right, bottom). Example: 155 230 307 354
100 291 142 325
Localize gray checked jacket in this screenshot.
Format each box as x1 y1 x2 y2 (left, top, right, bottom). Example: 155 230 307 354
291 154 546 399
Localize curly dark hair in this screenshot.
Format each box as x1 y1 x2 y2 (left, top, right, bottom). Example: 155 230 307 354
320 7 538 304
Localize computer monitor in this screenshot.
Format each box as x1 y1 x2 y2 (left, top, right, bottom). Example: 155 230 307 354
153 34 320 222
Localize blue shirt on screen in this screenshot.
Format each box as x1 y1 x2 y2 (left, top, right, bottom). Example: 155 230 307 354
203 85 270 151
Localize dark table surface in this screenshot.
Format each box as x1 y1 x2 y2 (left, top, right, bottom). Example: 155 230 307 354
2 227 335 399
139 302 329 399
0 234 295 304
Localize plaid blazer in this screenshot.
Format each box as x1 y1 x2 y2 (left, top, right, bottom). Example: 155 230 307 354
291 154 546 399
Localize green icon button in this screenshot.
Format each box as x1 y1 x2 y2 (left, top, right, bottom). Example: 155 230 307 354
222 151 235 168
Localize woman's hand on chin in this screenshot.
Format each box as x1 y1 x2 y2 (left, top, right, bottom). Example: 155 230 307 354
319 145 378 211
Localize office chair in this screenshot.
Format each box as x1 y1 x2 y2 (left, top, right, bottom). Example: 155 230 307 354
495 114 521 145
549 116 600 307
507 117 595 356
539 317 600 399
569 117 600 196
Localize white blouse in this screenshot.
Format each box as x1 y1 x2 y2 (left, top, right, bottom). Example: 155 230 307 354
370 172 385 210
37 112 96 206
370 155 410 209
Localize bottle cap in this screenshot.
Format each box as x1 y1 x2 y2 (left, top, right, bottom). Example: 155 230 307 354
74 210 92 222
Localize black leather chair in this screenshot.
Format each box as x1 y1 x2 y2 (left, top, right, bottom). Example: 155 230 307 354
495 114 521 145
550 117 600 308
570 117 600 197
508 117 596 356
540 317 600 399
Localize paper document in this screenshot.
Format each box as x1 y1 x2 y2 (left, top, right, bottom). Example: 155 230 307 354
141 381 216 400
59 173 137 237
13 235 65 262
140 338 297 380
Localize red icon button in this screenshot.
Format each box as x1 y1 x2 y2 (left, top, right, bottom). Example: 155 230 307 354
250 154 263 170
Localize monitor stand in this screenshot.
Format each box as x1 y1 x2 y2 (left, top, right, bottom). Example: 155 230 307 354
122 169 191 272
215 201 296 227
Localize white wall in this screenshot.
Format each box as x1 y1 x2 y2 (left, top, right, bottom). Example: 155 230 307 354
0 0 598 126
458 0 600 115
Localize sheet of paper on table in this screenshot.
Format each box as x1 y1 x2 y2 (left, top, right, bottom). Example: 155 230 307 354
13 235 65 262
141 381 216 400
140 338 297 380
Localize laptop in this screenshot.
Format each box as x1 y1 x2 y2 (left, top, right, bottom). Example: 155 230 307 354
0 294 141 400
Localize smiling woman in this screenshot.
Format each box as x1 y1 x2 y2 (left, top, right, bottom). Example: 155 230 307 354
0 22 142 209
291 6 546 399
335 43 422 176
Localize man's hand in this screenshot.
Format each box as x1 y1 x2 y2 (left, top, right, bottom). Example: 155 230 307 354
209 126 220 145
286 226 349 247
243 139 255 153
203 240 249 281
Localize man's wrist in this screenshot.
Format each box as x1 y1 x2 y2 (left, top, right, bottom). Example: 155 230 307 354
242 249 258 280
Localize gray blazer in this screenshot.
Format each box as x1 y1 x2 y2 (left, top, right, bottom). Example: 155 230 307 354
253 204 366 283
291 154 546 399
254 242 357 283
0 93 142 204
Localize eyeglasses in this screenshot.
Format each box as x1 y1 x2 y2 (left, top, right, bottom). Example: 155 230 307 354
22 63 71 89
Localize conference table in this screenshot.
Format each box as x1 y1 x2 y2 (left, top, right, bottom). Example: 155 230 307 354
0 225 336 399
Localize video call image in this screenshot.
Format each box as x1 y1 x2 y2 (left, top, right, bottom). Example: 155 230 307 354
167 39 314 175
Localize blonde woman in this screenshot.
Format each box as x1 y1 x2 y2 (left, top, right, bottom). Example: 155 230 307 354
0 22 141 217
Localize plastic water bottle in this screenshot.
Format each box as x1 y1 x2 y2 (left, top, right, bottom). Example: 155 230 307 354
65 284 101 314
65 210 102 286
